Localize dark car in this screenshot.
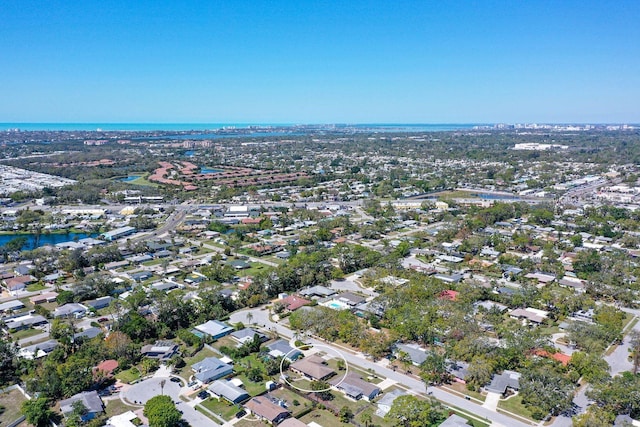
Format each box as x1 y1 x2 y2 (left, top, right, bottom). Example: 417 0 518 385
235 410 247 419
97 317 109 323
170 377 181 383
197 390 209 400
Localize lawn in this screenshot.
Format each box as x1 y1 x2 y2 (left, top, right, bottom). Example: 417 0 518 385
105 399 137 417
10 328 43 341
26 283 47 292
128 175 158 187
0 389 28 426
199 397 242 421
269 388 314 417
115 367 141 384
443 382 486 402
497 394 535 421
234 373 268 397
300 409 346 427
241 262 272 277
184 347 218 367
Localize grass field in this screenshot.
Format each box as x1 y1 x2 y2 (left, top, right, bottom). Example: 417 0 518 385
105 399 137 417
497 394 535 421
10 328 43 341
0 389 28 426
199 397 242 421
115 367 141 384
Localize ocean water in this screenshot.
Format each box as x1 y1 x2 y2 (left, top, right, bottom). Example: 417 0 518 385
0 123 485 132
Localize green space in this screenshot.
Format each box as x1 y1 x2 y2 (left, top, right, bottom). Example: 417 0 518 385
105 399 137 417
300 409 355 427
26 283 47 292
10 328 43 340
199 397 242 421
0 389 28 426
497 394 535 421
184 347 218 367
115 367 141 384
269 388 314 417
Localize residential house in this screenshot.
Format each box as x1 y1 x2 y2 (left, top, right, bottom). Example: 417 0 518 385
244 397 290 425
395 343 429 366
85 296 114 311
192 357 234 384
4 313 47 331
376 389 407 417
141 340 179 360
0 299 25 313
30 291 58 305
278 294 310 311
195 320 234 340
329 372 381 401
266 340 301 361
509 307 549 325
230 328 268 346
60 391 104 421
208 380 250 404
485 370 521 395
18 339 58 359
53 303 88 318
440 414 472 427
290 356 335 381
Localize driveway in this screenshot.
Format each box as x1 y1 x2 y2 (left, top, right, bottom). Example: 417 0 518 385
123 377 219 427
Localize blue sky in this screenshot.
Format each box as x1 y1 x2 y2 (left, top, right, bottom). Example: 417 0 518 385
1 0 639 123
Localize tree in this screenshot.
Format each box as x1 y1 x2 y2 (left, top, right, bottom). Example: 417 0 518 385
360 410 373 427
339 406 354 423
630 331 640 374
144 395 182 427
22 397 53 427
311 380 333 401
0 341 17 387
385 395 446 427
572 406 615 427
519 364 575 419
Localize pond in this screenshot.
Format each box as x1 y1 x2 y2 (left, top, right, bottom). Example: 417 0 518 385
0 232 99 250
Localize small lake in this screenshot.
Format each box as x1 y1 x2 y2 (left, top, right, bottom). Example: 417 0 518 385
119 176 141 182
200 168 223 174
0 232 99 250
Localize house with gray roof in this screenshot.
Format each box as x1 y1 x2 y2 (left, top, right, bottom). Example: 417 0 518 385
230 328 268 346
53 303 88 318
192 357 234 383
376 389 406 417
195 320 234 340
266 340 301 361
395 343 429 366
141 340 179 360
208 380 249 404
440 414 471 426
85 296 114 310
60 391 104 421
485 370 521 394
329 372 380 401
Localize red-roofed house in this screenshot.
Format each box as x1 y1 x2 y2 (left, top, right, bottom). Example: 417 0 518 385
533 350 571 366
439 290 459 301
280 295 310 311
94 359 119 379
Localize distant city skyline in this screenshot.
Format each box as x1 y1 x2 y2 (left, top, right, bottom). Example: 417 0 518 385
1 1 639 123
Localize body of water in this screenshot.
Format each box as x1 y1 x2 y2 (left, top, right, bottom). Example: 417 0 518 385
1 123 488 132
200 168 223 174
0 232 98 250
473 193 522 200
119 176 140 182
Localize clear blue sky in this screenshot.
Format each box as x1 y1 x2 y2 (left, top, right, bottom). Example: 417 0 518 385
1 0 639 124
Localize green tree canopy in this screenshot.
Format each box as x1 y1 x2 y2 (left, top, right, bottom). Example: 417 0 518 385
144 395 182 427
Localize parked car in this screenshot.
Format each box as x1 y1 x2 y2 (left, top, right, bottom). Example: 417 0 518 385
197 390 209 400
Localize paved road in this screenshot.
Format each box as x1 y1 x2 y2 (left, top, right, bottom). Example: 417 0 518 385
605 315 639 376
123 376 219 427
229 307 534 427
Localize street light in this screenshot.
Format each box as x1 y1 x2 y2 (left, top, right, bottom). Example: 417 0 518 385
160 379 166 396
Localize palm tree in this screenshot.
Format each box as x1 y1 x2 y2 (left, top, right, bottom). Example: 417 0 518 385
246 311 254 326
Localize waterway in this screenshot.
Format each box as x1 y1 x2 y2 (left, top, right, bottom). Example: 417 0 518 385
0 232 98 250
